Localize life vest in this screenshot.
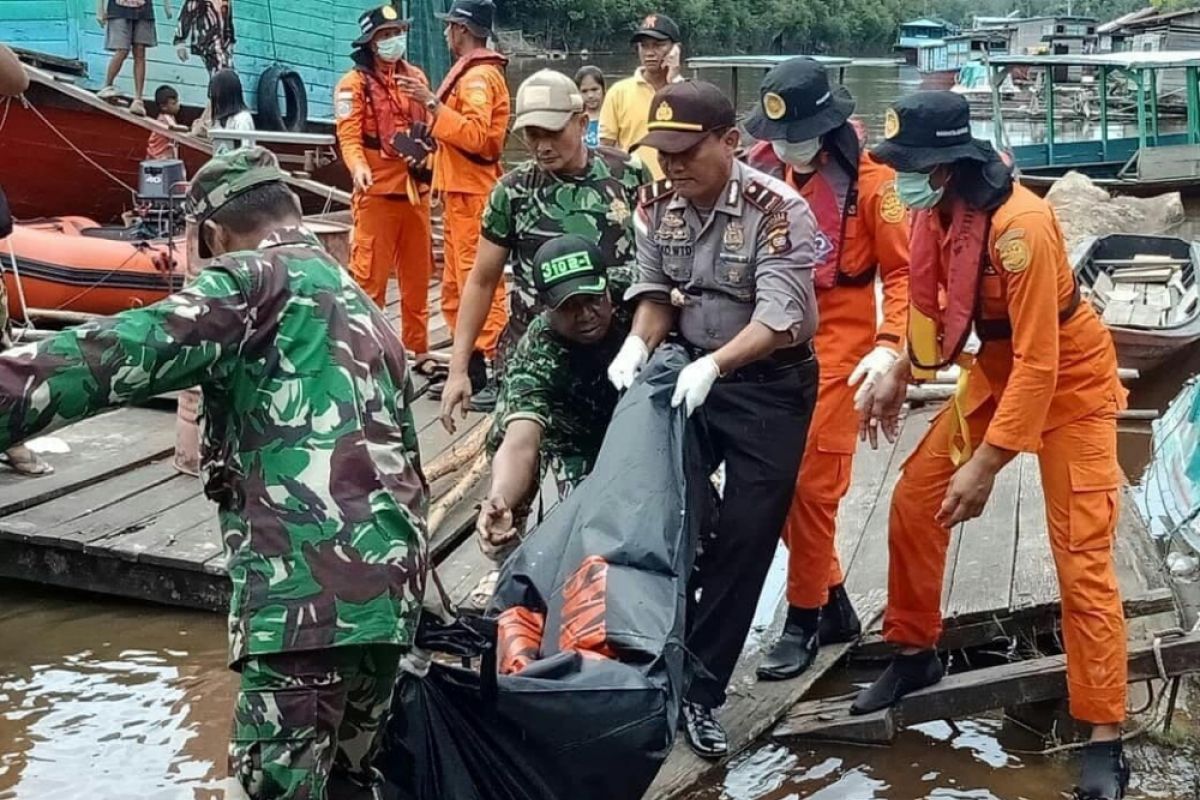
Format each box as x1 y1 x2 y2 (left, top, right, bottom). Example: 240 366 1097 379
788 159 869 290
356 61 426 160
435 48 509 166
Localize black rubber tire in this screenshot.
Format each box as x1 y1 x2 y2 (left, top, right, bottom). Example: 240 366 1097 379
256 65 308 132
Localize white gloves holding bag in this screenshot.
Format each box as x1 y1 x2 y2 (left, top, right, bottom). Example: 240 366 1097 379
607 335 649 391
671 356 720 417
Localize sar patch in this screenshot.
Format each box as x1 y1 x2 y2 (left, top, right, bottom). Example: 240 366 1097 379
463 80 489 108
996 228 1030 273
879 182 905 224
335 91 354 120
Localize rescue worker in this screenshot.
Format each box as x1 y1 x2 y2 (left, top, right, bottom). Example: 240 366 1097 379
439 69 649 428
609 80 820 758
856 92 1129 800
598 12 682 180
477 235 628 562
0 149 429 800
741 58 910 680
397 0 509 409
336 5 436 369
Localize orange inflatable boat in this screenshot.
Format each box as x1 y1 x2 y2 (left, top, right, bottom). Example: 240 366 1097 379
0 217 186 319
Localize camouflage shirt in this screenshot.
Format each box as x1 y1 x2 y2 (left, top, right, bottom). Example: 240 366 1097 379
487 313 629 489
481 146 650 341
0 228 428 665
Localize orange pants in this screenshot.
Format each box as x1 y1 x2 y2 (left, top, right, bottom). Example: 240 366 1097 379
440 192 507 358
783 372 857 609
885 398 1128 724
349 192 433 355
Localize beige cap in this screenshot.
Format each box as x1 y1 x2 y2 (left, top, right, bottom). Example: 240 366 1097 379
513 69 584 132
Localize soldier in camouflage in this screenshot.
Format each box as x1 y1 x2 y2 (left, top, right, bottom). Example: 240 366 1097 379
438 69 650 425
0 148 428 800
476 235 628 563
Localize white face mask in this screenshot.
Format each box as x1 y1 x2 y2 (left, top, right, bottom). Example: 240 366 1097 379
376 32 408 62
772 138 822 173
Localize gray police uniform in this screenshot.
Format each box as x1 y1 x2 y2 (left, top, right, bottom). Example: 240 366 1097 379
627 159 821 708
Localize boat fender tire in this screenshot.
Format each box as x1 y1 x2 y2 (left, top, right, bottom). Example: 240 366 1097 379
256 65 307 133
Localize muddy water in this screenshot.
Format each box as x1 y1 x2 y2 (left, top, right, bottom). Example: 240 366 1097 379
3 59 1200 799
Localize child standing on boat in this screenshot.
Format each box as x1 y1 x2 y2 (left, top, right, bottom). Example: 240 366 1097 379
146 84 181 160
206 69 255 154
96 0 173 117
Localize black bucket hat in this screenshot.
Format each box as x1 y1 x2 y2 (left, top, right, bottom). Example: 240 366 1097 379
872 91 995 173
353 5 410 48
436 0 495 39
531 235 609 309
744 57 855 143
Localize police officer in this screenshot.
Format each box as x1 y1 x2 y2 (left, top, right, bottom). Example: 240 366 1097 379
608 80 820 758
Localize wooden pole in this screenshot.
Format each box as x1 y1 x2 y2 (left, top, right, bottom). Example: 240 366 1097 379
424 422 488 483
427 452 488 534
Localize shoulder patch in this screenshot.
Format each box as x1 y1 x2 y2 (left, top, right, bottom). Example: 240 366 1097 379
744 179 786 213
335 90 354 121
996 228 1030 274
638 178 675 208
879 181 906 224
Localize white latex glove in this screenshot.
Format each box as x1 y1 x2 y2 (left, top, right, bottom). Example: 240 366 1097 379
848 345 900 410
176 44 189 62
398 646 433 679
671 356 721 417
607 335 649 391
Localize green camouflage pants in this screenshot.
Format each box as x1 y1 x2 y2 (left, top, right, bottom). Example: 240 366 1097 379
229 645 402 800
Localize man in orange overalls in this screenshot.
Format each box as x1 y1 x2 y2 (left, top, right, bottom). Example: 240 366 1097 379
336 5 435 366
397 0 509 409
740 58 910 681
857 92 1129 800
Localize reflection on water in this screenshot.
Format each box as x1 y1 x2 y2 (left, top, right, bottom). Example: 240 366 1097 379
0 583 233 800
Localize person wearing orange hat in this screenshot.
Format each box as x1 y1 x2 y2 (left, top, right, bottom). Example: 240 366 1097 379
397 0 510 410
741 58 911 681
856 91 1129 800
335 5 436 369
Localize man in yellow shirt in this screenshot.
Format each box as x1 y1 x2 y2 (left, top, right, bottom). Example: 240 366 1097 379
598 12 681 180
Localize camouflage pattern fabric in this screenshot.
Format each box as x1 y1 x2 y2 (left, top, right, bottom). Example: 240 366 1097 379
230 644 401 800
486 313 628 493
481 146 650 344
0 227 428 665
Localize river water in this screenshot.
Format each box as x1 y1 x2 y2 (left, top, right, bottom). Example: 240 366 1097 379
2 57 1199 800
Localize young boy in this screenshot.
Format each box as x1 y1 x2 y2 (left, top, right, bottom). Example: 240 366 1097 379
146 84 180 159
96 0 173 116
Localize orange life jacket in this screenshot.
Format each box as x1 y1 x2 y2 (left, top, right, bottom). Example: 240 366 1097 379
356 61 426 160
435 48 509 166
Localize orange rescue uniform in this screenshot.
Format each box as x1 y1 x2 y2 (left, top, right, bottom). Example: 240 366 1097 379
887 184 1128 725
430 50 510 358
335 58 434 355
774 148 911 610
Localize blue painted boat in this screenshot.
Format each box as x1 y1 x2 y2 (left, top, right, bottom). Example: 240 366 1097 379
987 50 1200 195
1136 376 1200 547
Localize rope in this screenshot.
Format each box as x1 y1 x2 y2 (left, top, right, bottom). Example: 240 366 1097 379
5 238 35 331
21 96 137 197
0 95 12 133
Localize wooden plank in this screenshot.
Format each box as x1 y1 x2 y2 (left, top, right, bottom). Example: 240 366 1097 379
37 473 203 551
0 407 176 517
97 491 222 570
775 629 1200 745
1010 453 1059 611
944 455 1022 621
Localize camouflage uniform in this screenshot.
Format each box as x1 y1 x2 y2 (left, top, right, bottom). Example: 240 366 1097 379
486 312 628 503
480 146 650 357
0 149 428 799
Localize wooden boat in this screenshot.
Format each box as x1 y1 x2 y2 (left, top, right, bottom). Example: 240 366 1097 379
5 64 349 223
1135 375 1200 545
0 217 186 319
989 51 1200 196
1070 233 1200 372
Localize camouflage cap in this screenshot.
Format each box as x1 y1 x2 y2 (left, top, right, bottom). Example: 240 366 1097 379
186 146 287 226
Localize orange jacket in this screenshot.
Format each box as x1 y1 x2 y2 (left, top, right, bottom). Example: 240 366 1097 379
335 59 430 198
430 51 510 195
926 185 1126 452
790 152 910 376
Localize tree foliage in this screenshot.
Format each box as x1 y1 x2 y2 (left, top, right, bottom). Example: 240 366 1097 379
494 0 1149 53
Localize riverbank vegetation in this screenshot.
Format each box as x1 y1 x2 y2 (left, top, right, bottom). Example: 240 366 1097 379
494 0 1156 54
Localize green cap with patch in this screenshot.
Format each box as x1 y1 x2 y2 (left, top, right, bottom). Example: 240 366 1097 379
531 235 609 309
186 147 287 255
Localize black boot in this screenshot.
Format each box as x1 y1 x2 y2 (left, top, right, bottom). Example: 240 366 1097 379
465 350 497 412
680 700 728 759
818 584 862 645
1073 740 1130 800
850 650 943 715
757 606 820 681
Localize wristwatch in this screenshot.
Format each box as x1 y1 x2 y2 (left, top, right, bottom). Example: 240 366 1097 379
424 97 439 112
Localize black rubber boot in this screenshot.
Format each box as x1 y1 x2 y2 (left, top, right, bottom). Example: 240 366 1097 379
467 382 498 412
757 606 820 681
850 650 944 715
818 583 862 645
680 700 729 760
1073 740 1130 800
